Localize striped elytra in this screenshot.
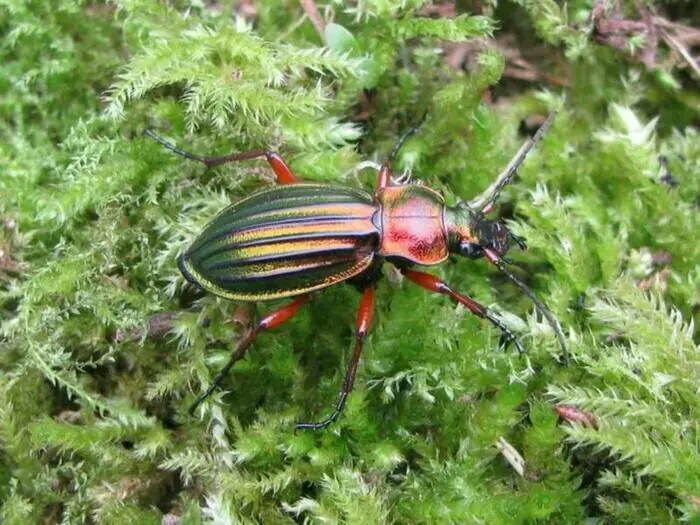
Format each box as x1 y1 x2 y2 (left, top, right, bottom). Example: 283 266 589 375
179 184 381 301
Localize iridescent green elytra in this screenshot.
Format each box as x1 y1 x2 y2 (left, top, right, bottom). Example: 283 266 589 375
178 184 380 301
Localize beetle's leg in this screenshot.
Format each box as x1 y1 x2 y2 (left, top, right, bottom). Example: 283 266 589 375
401 268 524 353
144 130 298 184
295 286 376 430
375 114 427 191
376 165 393 190
189 294 310 415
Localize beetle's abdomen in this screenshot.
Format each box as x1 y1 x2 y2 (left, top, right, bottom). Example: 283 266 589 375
377 185 448 265
179 184 380 301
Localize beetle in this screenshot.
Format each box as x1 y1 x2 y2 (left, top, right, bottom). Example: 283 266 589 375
146 113 568 430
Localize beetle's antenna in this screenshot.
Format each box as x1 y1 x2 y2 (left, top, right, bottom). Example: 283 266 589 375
469 112 556 213
484 248 569 364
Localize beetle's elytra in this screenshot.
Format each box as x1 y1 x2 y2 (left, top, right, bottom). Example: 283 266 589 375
146 113 568 430
178 184 379 301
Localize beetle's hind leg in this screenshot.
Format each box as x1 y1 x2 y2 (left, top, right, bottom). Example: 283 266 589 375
144 130 299 184
189 294 310 415
295 286 376 430
401 268 525 354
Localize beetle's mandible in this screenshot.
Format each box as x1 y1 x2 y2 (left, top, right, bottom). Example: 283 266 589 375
146 113 568 430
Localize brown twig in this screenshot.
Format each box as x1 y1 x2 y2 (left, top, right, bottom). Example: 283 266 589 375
231 304 255 331
639 4 660 70
503 66 571 88
592 0 700 77
555 404 599 430
636 267 672 293
634 248 673 293
114 312 179 343
662 29 700 79
495 436 526 477
444 39 571 88
418 2 458 19
0 242 24 278
237 0 258 20
299 0 326 42
592 2 655 67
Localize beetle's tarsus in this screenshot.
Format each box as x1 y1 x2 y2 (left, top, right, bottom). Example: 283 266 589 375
145 129 212 165
486 310 525 354
497 331 525 354
296 286 375 430
145 128 300 182
188 296 310 417
188 332 255 415
510 233 528 251
295 392 348 431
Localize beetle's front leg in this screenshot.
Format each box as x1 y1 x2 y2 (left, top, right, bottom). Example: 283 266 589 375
376 165 393 191
144 130 299 184
401 268 524 353
189 294 311 415
295 286 376 430
374 116 426 193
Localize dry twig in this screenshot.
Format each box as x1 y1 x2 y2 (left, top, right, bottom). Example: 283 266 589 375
300 0 326 42
592 1 700 78
443 39 571 88
114 312 179 343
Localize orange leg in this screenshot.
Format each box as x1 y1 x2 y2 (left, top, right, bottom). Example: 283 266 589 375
189 294 311 414
402 269 524 353
144 130 299 184
376 165 393 191
296 286 376 430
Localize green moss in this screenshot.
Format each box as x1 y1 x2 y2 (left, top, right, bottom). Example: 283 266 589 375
1 1 698 523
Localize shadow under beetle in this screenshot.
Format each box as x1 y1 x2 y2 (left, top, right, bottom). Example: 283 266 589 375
146 113 569 430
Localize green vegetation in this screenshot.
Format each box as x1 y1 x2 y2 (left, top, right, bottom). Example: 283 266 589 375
1 1 698 523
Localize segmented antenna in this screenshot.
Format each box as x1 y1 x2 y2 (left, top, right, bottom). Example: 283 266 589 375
469 112 557 213
484 248 570 364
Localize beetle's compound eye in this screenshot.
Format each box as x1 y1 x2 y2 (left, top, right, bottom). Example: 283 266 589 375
460 241 484 259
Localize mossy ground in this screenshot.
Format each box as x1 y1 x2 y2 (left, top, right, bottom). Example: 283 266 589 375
1 1 699 523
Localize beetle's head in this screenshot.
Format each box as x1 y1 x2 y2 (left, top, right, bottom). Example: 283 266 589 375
446 202 523 260
445 200 568 365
